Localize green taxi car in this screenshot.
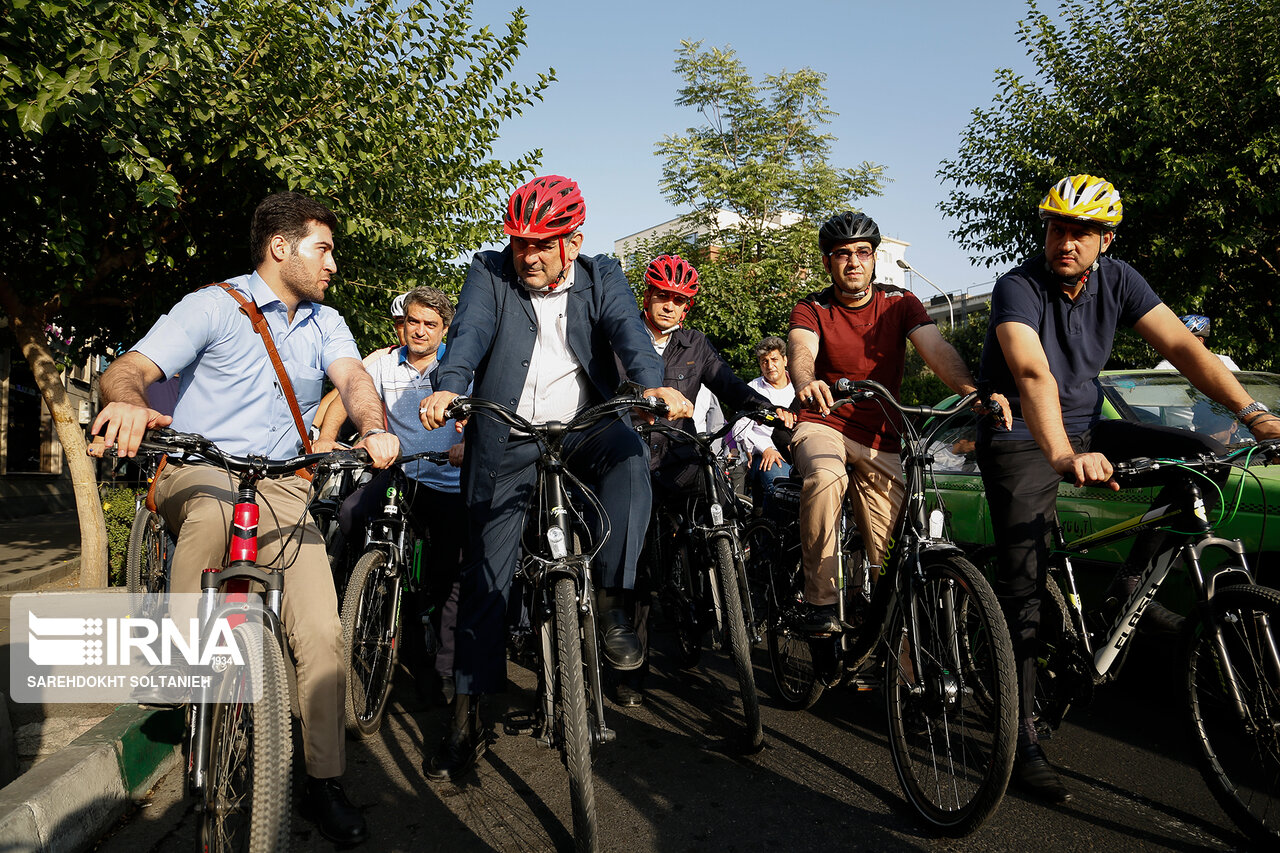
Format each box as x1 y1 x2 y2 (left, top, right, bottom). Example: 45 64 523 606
926 371 1280 601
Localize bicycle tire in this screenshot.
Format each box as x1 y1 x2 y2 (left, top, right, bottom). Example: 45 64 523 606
341 549 402 738
1185 583 1280 844
713 536 764 750
665 539 703 668
125 509 168 596
884 553 1018 836
553 576 599 852
744 519 824 710
201 621 292 853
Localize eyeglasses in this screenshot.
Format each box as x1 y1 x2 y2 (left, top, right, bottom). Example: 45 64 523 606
826 248 875 262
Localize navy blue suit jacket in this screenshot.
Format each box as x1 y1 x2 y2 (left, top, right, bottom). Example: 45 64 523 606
434 248 663 503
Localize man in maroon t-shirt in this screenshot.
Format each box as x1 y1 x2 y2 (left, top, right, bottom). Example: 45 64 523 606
787 211 994 633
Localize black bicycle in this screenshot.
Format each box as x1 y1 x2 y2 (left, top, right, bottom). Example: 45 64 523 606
638 409 780 751
743 379 1018 835
339 449 450 737
124 449 173 595
1007 442 1280 843
445 392 665 853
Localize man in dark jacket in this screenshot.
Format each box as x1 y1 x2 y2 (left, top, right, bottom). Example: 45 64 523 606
619 254 792 705
418 176 692 781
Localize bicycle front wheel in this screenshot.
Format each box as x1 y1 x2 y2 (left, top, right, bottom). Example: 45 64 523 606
201 621 292 853
1186 583 1280 844
125 509 168 595
743 519 823 710
885 554 1018 836
713 536 763 750
553 577 599 852
341 549 402 737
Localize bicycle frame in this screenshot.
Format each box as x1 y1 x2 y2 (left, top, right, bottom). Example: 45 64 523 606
643 417 758 642
812 388 979 686
1050 462 1261 683
187 466 288 799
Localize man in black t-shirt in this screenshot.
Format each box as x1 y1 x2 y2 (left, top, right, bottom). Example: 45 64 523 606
977 174 1280 804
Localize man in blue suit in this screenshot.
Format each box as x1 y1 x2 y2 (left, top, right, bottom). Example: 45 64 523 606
419 175 693 780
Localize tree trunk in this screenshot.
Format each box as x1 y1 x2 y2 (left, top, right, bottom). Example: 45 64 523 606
0 277 107 587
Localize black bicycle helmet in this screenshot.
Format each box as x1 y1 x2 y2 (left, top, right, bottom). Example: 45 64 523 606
819 211 881 253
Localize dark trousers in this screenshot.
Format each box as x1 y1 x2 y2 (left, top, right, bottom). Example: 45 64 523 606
977 419 1221 718
454 416 652 695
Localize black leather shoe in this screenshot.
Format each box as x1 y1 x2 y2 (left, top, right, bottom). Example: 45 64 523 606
613 669 645 707
791 602 841 634
425 693 485 783
1114 571 1186 635
1140 601 1187 635
1015 743 1072 803
302 776 368 846
599 609 644 670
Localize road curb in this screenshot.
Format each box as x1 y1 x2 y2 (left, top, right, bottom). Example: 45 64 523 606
0 704 182 852
0 558 81 594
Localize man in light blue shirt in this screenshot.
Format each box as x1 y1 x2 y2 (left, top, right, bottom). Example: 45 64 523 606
92 192 397 846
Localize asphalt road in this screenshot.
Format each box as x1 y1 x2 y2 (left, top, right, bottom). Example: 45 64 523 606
92 628 1264 853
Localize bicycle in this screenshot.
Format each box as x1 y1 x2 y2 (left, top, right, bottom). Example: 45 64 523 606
338 449 451 737
307 451 368 601
444 392 665 853
742 379 1019 836
638 409 782 751
125 449 173 596
101 429 365 852
1005 442 1280 843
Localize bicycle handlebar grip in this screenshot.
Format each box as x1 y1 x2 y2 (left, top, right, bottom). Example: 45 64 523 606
1259 438 1280 464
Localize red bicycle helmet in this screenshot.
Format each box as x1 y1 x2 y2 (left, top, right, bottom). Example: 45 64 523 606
504 175 586 239
643 254 699 304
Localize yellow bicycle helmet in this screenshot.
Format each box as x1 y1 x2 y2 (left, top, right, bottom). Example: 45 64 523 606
1037 174 1123 229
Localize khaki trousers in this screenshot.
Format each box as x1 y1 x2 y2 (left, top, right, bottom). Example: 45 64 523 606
155 462 345 778
791 421 904 606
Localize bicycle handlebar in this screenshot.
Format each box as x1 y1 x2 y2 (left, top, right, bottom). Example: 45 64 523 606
445 394 668 440
832 378 986 421
1109 438 1280 487
638 407 782 448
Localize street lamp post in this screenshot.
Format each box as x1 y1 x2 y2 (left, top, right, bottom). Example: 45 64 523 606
896 258 954 328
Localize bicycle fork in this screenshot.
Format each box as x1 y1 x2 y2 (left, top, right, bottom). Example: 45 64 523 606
186 482 283 799
1183 534 1278 730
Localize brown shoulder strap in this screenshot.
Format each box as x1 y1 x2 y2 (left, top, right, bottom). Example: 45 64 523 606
202 283 312 453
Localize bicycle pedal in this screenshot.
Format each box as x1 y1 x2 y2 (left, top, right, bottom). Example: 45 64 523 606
502 711 537 736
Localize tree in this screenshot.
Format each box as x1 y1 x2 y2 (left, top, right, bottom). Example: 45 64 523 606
938 0 1280 371
0 0 552 584
638 41 885 373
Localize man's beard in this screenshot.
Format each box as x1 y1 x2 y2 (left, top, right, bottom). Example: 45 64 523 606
281 253 324 302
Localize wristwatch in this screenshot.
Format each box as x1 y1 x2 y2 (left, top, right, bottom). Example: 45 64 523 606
1234 401 1270 421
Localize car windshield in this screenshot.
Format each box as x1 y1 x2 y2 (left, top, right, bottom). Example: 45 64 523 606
1099 371 1280 448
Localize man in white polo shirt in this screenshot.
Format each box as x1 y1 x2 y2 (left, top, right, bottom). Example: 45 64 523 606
321 286 466 704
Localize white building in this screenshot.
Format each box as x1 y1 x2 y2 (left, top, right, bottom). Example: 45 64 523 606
614 209 912 292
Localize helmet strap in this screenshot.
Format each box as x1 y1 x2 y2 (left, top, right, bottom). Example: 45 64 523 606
545 236 571 291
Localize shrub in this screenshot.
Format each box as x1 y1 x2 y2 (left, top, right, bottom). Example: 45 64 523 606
100 487 141 587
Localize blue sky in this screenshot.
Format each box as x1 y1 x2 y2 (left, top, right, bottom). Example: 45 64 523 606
468 0 1040 299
